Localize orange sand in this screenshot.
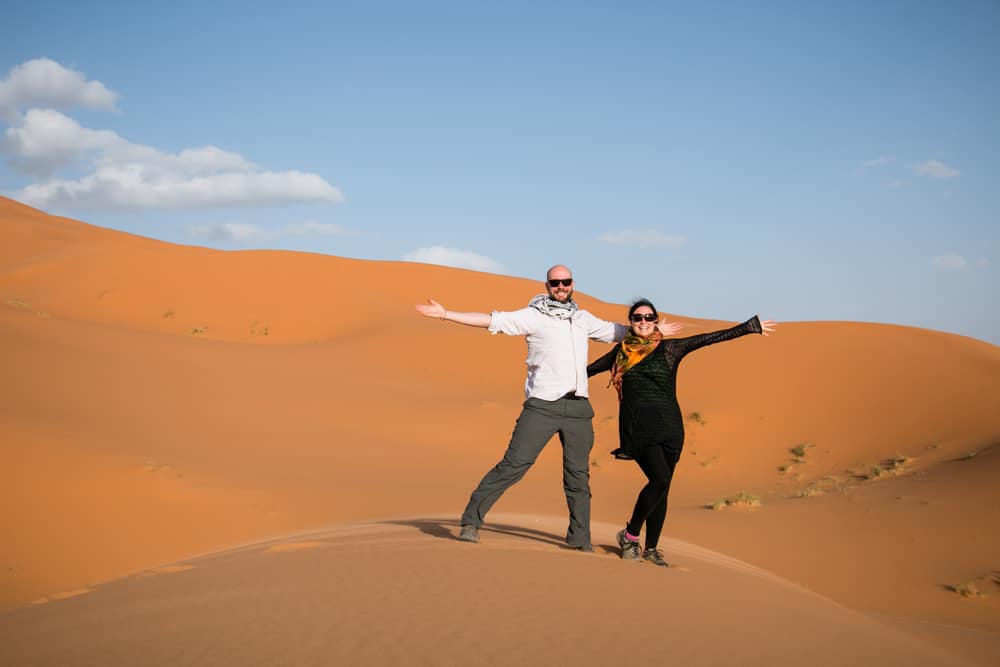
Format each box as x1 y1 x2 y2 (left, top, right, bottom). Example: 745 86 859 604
1 196 998 665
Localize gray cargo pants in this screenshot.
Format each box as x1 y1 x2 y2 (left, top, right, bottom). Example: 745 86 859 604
460 395 595 547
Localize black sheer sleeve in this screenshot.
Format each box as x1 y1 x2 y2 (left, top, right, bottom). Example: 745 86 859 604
665 316 762 362
587 343 620 377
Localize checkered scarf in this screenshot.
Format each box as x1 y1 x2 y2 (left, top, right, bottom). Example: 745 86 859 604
527 294 578 320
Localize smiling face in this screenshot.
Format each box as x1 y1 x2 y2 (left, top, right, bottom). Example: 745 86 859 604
545 265 574 303
629 305 657 337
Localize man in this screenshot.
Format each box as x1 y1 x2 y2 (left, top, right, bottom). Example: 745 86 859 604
415 265 681 550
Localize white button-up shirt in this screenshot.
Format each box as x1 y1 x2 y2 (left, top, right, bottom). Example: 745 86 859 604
489 307 628 400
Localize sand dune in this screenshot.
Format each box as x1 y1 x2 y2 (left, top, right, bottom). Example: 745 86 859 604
0 518 981 667
2 197 999 665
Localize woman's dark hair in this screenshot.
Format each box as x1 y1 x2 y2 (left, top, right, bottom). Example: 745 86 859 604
628 298 658 320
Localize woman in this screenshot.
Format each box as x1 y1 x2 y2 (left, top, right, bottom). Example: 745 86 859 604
587 299 776 566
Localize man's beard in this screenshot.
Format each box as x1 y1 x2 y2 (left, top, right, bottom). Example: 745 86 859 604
548 288 574 302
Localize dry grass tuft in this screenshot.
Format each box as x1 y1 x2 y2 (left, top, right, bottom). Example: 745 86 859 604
686 411 706 425
948 582 986 599
862 465 884 480
873 453 913 477
790 442 815 459
709 491 761 510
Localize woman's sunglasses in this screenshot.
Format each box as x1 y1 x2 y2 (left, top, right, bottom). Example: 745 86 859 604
630 313 657 322
547 278 573 287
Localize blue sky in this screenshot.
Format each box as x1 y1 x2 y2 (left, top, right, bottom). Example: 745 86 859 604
3 1 997 344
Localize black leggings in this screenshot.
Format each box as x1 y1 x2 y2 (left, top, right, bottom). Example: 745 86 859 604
625 446 679 549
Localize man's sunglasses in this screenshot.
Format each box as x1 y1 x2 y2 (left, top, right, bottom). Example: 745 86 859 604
547 278 573 287
630 313 657 322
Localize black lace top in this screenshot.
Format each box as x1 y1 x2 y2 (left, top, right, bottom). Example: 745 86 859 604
587 316 762 458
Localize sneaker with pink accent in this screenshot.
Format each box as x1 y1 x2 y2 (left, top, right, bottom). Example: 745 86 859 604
616 529 641 561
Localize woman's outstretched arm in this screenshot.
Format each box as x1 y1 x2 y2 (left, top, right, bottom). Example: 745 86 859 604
587 344 619 377
668 315 776 359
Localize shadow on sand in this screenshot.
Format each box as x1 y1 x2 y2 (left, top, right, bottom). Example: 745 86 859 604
380 517 616 555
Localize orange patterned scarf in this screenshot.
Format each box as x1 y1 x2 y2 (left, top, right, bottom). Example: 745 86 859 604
609 330 663 400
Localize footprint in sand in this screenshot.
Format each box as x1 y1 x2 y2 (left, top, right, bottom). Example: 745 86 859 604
151 565 194 575
135 564 196 579
265 541 328 554
31 588 92 605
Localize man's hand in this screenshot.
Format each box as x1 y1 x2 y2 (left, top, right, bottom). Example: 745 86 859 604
415 299 447 320
415 300 492 328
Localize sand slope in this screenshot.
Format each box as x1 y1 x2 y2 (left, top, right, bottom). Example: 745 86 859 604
2 197 999 664
0 518 980 667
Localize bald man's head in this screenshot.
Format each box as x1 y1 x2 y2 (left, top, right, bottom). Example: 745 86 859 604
545 265 574 303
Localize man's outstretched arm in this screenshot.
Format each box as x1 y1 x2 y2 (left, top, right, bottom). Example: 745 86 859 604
415 299 492 328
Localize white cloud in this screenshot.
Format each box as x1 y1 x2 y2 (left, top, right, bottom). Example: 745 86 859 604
102 143 257 175
2 108 119 175
2 109 342 210
12 167 342 210
861 156 892 168
887 180 904 189
190 219 354 245
283 220 354 237
3 110 259 178
190 222 271 243
975 257 989 269
403 246 504 273
0 58 341 212
914 160 959 179
597 229 685 248
0 58 118 122
932 254 968 271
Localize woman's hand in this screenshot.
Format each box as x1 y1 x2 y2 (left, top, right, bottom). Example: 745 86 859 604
656 319 684 336
759 318 777 336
